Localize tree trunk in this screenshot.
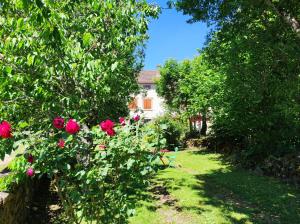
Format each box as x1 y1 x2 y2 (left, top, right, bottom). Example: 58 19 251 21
200 112 207 136
265 0 300 38
189 117 193 132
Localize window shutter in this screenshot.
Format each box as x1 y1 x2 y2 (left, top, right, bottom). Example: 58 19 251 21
143 98 152 110
128 98 137 110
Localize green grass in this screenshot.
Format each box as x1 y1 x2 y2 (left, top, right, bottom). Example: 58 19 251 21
129 149 300 224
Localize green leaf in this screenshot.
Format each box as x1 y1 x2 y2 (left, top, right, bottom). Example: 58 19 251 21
27 54 35 66
127 158 135 169
111 62 118 71
83 32 93 47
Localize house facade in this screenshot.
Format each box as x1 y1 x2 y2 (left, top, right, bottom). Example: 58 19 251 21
129 70 165 121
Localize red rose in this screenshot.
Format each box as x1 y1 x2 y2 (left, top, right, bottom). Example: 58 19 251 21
65 119 80 134
58 139 65 148
0 121 12 139
106 128 116 137
26 168 35 177
133 114 140 121
27 154 34 164
53 117 65 129
100 119 114 131
119 117 126 126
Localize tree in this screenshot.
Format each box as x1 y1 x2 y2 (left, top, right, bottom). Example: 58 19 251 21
173 0 300 165
156 59 188 112
0 0 159 129
156 56 222 136
180 55 223 135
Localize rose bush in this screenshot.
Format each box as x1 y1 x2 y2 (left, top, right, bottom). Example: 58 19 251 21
2 115 161 223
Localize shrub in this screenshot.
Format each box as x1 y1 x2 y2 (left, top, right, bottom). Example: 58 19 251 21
148 115 188 150
3 116 160 223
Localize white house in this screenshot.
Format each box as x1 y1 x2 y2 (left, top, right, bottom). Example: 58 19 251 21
129 70 165 121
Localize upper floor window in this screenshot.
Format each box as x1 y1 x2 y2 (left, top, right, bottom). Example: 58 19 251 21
143 84 152 90
143 98 152 110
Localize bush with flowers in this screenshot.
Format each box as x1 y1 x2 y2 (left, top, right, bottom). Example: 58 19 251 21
0 116 161 223
0 1 161 222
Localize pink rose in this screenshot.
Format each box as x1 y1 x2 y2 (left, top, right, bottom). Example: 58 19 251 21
0 121 12 139
100 119 114 131
65 119 80 134
106 128 116 137
27 154 34 164
26 168 35 177
58 139 65 148
133 114 140 121
53 117 64 129
119 117 126 126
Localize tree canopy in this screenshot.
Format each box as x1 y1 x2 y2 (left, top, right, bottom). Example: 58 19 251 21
0 0 159 157
0 0 159 128
163 0 300 165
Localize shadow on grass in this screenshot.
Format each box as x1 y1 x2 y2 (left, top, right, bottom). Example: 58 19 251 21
190 148 234 166
132 150 300 223
194 167 300 224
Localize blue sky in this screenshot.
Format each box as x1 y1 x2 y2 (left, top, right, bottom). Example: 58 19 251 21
144 0 210 70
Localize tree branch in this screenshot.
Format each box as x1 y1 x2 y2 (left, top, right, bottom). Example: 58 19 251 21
265 0 300 38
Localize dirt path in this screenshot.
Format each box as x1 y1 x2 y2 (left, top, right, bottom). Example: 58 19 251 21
151 185 194 224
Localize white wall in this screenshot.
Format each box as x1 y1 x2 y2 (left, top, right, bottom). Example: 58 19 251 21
129 84 165 120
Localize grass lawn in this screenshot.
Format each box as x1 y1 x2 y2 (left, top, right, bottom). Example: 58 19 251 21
129 149 300 224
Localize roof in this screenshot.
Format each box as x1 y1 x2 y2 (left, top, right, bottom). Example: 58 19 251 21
138 70 160 84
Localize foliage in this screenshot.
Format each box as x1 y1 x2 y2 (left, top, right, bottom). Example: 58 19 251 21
156 59 187 112
156 56 223 136
0 0 159 158
0 155 27 191
0 0 161 223
148 115 188 149
10 117 160 223
172 0 300 165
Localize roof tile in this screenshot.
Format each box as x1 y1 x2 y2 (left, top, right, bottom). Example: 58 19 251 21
138 70 160 84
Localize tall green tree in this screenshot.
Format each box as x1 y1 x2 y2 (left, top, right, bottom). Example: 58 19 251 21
180 55 223 135
173 0 300 164
0 0 159 128
156 59 187 112
0 0 159 156
157 56 222 135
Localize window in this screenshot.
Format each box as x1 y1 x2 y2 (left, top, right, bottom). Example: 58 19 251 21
128 98 137 110
143 84 152 90
143 98 152 110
